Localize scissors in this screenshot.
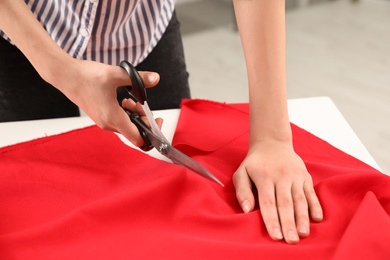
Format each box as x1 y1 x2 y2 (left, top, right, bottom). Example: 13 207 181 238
119 60 224 187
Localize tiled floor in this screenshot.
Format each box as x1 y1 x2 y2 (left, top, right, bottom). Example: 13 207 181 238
176 0 390 173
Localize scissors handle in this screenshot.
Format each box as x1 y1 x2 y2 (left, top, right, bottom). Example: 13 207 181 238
124 109 154 152
119 60 153 151
119 60 147 104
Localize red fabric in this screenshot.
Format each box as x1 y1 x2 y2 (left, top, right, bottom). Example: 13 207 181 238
1 99 389 259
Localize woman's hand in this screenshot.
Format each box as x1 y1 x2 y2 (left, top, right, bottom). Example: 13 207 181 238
52 58 162 147
233 140 323 244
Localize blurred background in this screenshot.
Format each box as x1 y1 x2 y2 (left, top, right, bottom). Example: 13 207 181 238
175 0 390 174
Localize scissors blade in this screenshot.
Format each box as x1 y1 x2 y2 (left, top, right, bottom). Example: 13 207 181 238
131 113 223 186
142 101 170 143
164 145 224 187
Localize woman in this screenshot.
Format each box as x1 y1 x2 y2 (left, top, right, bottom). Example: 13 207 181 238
0 0 323 244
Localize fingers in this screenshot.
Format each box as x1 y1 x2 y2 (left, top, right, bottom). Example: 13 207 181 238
292 182 310 238
256 180 308 244
122 98 144 115
304 176 323 222
102 103 146 148
275 182 302 244
119 98 164 147
155 117 163 129
233 167 255 213
233 167 300 243
122 99 163 128
239 166 322 244
256 179 284 241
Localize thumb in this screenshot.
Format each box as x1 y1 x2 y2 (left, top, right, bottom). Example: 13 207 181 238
138 71 160 88
233 167 256 213
113 66 160 88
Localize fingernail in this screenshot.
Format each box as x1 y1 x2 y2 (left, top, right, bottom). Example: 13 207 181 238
242 200 251 213
147 73 157 82
274 228 283 240
313 211 323 220
298 225 308 235
288 230 299 242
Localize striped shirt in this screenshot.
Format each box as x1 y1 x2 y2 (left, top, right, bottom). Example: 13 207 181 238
0 0 176 66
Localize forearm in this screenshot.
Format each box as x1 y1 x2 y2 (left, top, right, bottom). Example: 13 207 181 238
233 0 292 144
0 0 73 88
232 1 324 244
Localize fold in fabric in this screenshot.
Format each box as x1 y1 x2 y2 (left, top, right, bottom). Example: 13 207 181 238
0 99 389 259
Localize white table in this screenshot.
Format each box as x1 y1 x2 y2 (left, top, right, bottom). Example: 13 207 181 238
0 97 381 172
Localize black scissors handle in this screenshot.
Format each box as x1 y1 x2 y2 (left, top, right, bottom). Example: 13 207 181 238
119 60 147 104
124 110 154 151
119 60 153 152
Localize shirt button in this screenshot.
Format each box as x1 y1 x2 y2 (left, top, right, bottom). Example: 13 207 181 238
80 28 89 37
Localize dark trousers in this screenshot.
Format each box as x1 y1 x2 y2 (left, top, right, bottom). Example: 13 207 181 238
0 12 190 122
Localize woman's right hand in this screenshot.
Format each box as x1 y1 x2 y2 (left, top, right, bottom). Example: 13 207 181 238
51 58 162 147
1 0 162 147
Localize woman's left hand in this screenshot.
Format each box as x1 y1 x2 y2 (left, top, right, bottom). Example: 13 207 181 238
233 140 323 244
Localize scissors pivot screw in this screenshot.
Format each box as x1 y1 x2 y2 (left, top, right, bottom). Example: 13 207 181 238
159 143 169 155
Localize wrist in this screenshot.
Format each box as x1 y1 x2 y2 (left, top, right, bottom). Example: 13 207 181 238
249 114 293 145
250 130 293 147
36 51 75 90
